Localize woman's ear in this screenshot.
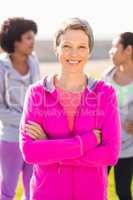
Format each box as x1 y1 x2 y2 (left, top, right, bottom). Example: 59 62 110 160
88 48 91 60
54 47 59 59
14 41 19 50
125 45 133 57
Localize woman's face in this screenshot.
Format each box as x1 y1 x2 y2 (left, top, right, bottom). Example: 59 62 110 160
109 36 127 66
14 30 35 55
55 29 90 74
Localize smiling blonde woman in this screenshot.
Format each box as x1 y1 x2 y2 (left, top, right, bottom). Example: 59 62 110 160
19 18 121 200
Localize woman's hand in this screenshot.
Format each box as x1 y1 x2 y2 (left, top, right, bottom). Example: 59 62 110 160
24 121 102 143
93 129 102 144
24 121 47 140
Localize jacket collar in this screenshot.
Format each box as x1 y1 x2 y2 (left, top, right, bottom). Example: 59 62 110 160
43 74 97 93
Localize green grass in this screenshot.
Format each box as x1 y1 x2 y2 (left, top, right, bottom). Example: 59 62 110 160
14 168 133 200
108 168 119 200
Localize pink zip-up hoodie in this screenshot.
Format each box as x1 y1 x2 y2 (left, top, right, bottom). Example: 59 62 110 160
19 75 121 200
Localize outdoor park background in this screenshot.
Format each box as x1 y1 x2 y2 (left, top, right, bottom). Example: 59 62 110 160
0 0 133 199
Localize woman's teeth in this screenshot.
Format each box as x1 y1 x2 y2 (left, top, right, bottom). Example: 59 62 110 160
68 60 80 64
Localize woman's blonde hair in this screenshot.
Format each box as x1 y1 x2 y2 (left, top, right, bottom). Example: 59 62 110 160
54 17 94 53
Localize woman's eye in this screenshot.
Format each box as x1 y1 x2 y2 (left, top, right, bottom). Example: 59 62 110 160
79 46 86 49
63 45 70 48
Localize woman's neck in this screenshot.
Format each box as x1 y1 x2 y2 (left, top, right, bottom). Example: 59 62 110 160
10 52 29 75
55 72 87 92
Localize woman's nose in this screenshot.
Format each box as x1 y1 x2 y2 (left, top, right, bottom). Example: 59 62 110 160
69 49 78 56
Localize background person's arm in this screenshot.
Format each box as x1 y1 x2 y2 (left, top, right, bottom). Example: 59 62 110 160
0 67 22 127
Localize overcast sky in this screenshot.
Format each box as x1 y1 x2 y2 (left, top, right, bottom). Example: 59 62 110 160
0 0 132 40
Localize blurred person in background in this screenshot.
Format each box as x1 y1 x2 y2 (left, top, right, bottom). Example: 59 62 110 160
0 17 40 200
102 32 133 200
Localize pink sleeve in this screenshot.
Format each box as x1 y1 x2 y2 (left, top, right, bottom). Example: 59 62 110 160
61 88 121 167
19 86 98 165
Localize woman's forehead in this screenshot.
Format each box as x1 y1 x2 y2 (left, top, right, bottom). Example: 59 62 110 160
60 29 89 43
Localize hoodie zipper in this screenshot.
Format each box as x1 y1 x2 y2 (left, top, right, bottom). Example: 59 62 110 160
57 162 62 175
56 94 70 175
72 166 74 200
